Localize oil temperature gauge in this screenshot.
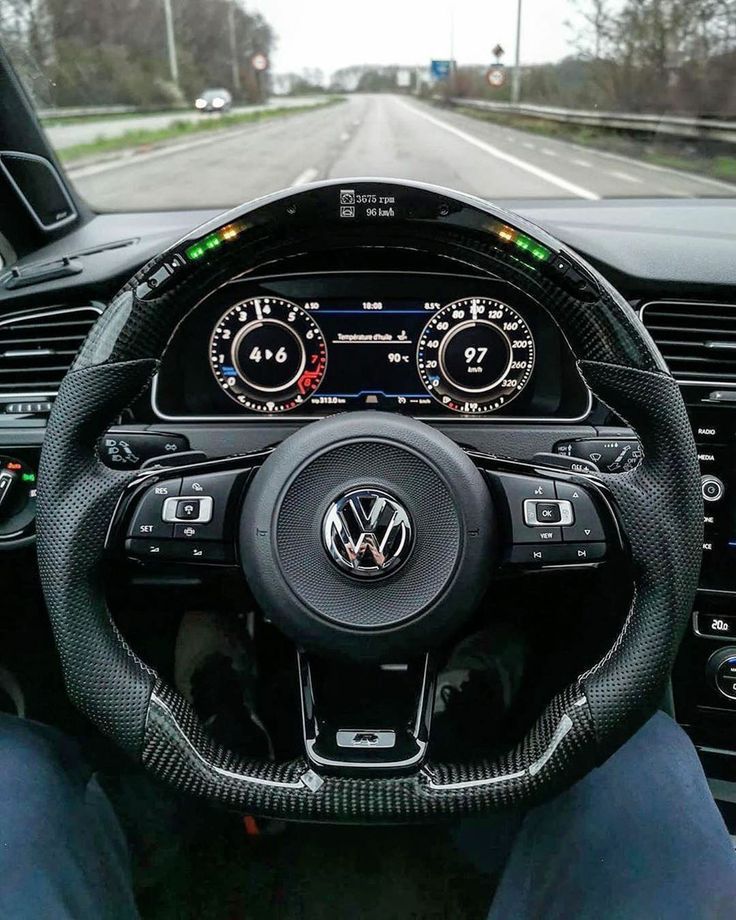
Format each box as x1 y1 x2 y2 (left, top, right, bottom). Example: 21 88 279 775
416 297 535 414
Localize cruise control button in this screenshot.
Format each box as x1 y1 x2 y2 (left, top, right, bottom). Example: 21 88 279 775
179 471 242 539
176 498 201 519
125 538 234 564
174 523 205 539
126 538 172 560
165 541 234 564
162 495 213 524
555 482 605 542
127 478 181 539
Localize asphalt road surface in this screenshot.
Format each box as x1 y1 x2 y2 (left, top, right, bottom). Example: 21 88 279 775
67 94 734 210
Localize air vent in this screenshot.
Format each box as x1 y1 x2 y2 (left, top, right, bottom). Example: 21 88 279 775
0 304 101 398
641 300 736 384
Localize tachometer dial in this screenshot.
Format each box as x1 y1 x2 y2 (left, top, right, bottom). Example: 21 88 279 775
209 297 327 412
416 298 534 414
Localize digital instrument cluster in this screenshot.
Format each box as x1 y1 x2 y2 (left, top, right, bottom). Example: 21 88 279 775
154 272 590 422
208 294 534 416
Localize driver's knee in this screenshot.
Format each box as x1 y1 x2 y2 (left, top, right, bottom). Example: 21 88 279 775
0 713 91 824
601 710 702 783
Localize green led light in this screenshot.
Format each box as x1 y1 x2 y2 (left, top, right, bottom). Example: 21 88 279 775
531 244 551 261
203 233 221 251
185 243 206 260
22 472 35 482
515 234 531 251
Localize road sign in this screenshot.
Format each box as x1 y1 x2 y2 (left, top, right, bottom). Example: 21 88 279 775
396 68 412 88
492 44 505 60
251 52 269 72
430 60 452 81
486 67 506 88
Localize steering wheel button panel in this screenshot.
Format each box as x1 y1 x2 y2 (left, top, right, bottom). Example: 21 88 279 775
508 542 607 565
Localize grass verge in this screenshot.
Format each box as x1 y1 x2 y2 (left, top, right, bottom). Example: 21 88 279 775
454 105 736 186
56 97 344 163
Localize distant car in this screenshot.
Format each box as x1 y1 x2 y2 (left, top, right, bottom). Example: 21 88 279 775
194 88 232 113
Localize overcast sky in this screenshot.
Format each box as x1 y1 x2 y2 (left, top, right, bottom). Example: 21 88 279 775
252 0 585 77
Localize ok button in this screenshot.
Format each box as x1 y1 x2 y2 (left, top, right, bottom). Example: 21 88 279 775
523 499 574 527
536 502 562 524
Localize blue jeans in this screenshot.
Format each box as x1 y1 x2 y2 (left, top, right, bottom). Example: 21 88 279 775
0 712 733 919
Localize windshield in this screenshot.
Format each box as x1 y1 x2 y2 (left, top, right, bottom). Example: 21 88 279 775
2 0 735 209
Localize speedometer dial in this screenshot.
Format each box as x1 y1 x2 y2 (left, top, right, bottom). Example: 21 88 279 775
416 298 535 414
209 297 327 413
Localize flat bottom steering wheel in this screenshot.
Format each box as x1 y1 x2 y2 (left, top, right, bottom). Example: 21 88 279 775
36 179 702 821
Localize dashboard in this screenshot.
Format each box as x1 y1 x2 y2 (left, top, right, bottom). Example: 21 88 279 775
153 272 590 422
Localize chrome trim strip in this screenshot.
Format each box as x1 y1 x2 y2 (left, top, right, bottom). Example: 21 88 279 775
150 692 311 790
423 705 580 791
697 745 736 758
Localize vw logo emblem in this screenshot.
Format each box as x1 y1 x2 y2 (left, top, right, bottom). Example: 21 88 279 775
322 488 413 578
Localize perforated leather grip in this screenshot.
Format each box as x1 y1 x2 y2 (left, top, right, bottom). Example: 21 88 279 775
36 179 702 819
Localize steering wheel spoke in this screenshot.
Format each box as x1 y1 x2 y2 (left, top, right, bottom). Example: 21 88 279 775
106 449 272 568
298 651 435 771
469 453 626 573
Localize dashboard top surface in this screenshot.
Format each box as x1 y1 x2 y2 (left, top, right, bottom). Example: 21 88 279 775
4 198 736 312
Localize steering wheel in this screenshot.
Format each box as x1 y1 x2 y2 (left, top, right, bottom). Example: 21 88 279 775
36 179 702 820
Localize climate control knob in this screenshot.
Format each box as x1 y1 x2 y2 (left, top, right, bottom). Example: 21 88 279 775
706 647 736 701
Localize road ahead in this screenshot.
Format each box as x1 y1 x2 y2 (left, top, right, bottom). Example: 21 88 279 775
69 94 733 210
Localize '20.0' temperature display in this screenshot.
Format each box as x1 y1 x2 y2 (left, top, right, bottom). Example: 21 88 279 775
209 297 327 412
416 298 535 414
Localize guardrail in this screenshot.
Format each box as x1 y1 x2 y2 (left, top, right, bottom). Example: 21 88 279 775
38 105 156 120
450 98 736 144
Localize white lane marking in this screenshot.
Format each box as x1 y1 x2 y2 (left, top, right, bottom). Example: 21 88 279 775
291 167 319 186
608 169 642 184
572 157 592 168
541 147 558 157
522 141 536 149
395 99 599 200
563 139 735 191
340 131 350 141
